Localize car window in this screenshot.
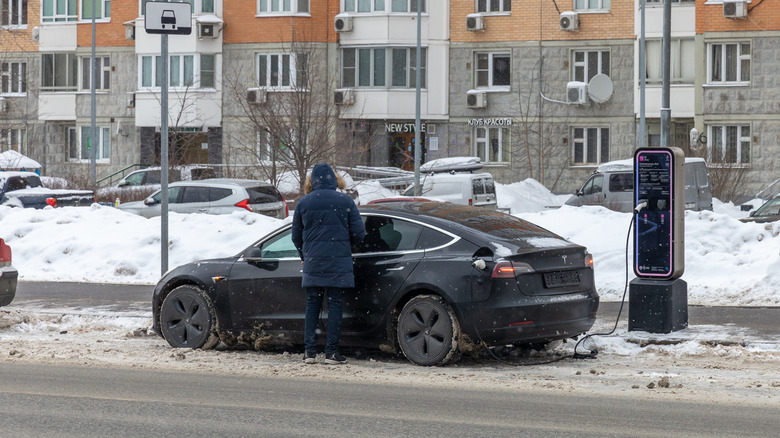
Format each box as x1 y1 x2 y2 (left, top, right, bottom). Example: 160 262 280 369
755 198 780 217
473 179 485 195
416 226 454 250
151 187 182 204
485 179 495 195
582 175 603 196
181 186 210 203
355 216 424 253
695 164 709 188
6 177 27 191
209 187 233 202
146 171 162 185
125 172 145 185
609 173 633 192
247 185 282 203
260 229 299 259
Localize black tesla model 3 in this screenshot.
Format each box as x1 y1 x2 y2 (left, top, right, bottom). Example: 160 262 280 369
152 202 599 366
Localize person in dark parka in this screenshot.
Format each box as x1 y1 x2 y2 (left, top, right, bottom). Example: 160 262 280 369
291 163 366 365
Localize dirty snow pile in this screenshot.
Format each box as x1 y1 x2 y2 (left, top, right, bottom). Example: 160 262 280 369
0 178 778 306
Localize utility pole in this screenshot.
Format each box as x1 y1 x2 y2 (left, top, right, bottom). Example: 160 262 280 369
660 0 671 147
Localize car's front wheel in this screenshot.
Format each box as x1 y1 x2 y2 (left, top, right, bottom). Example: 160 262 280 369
159 285 219 349
397 295 461 366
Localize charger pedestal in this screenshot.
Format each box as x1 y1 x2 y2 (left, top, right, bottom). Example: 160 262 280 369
628 278 688 333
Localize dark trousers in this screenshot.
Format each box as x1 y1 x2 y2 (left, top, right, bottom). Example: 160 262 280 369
304 287 345 355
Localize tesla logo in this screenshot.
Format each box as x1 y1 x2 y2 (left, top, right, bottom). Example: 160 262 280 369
561 255 567 264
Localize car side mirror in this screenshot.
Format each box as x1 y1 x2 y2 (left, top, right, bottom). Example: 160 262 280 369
575 190 583 196
117 181 128 187
144 197 155 206
245 247 263 262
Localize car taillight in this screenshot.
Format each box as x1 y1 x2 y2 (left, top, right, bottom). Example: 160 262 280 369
46 197 57 208
0 239 11 266
468 198 473 206
491 260 535 279
585 253 594 269
282 196 289 218
234 199 252 212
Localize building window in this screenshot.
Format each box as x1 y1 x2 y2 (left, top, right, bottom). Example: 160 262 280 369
645 39 694 84
572 127 609 165
70 126 110 162
256 128 294 162
1 61 26 94
82 0 110 19
202 0 214 13
475 52 510 90
257 53 307 89
477 0 510 13
574 0 610 10
341 47 426 89
80 56 110 91
708 125 750 165
343 0 425 12
42 0 77 22
572 49 610 83
41 53 78 92
0 128 26 154
646 0 694 3
708 42 750 85
474 126 509 163
141 54 215 89
259 0 309 14
1 0 27 26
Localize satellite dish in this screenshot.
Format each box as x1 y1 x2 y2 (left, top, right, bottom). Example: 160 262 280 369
587 74 613 103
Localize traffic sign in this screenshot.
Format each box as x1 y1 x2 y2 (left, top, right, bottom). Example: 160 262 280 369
145 1 192 35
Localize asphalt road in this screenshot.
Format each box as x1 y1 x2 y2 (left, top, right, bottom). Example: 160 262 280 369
15 281 780 336
1 362 778 438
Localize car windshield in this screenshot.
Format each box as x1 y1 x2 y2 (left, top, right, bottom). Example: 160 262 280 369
754 198 780 217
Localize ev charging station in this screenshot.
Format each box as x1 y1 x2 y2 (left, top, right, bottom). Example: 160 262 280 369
628 147 689 333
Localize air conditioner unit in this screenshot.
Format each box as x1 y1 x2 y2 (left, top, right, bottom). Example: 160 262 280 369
560 11 579 31
335 15 353 32
0 97 7 113
466 91 487 109
723 0 747 18
567 81 589 105
466 13 484 31
198 23 217 39
247 88 267 105
126 92 135 109
334 89 354 105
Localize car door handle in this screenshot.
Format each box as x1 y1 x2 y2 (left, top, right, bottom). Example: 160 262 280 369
386 267 405 271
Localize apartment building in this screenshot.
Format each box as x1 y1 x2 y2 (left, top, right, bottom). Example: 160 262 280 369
449 0 635 190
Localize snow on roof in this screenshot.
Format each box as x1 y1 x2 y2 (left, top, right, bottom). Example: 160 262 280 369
420 156 483 173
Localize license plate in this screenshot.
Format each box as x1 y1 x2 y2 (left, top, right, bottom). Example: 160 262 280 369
543 271 581 288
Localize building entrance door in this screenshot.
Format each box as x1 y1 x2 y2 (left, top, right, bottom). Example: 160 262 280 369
389 132 425 171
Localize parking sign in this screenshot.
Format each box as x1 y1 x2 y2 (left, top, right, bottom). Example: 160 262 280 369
144 1 192 35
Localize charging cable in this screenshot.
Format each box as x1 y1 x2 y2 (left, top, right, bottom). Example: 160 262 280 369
573 213 636 358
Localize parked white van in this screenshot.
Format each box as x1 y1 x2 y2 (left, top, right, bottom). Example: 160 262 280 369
399 157 497 208
565 157 713 212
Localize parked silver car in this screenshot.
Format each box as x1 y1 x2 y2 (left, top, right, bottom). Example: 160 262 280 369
117 179 288 219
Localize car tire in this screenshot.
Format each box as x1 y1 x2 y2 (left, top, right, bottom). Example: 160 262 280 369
397 295 461 366
159 285 219 350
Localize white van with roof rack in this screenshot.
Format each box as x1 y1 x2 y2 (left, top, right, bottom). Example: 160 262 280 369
400 157 497 209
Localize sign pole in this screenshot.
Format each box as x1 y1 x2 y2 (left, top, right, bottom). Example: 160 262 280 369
160 32 169 275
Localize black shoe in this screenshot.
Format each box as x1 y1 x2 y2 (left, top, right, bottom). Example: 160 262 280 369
324 352 347 365
303 350 317 364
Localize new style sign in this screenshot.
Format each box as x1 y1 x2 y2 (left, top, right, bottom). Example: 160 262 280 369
145 1 192 35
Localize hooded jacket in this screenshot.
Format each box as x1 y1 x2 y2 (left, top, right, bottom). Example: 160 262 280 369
291 164 366 288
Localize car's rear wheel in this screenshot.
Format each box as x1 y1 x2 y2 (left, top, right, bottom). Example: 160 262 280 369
397 295 460 366
160 285 219 349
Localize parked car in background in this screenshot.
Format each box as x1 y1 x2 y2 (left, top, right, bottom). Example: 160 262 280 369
401 172 497 209
0 238 17 306
117 179 288 219
0 171 94 209
115 165 216 188
565 157 713 212
740 195 780 223
152 201 599 366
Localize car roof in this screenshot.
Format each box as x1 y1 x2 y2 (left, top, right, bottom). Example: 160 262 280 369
168 178 275 189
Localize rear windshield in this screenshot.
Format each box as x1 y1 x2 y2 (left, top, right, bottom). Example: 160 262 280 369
419 204 555 240
5 175 43 191
247 185 282 203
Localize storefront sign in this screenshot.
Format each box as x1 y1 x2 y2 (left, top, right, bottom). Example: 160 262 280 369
467 118 513 126
385 122 426 133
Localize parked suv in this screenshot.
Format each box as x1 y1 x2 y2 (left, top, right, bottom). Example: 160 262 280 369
118 179 288 219
565 157 713 212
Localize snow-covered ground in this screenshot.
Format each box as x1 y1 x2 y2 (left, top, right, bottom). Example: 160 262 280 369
1 177 778 399
1 177 777 306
